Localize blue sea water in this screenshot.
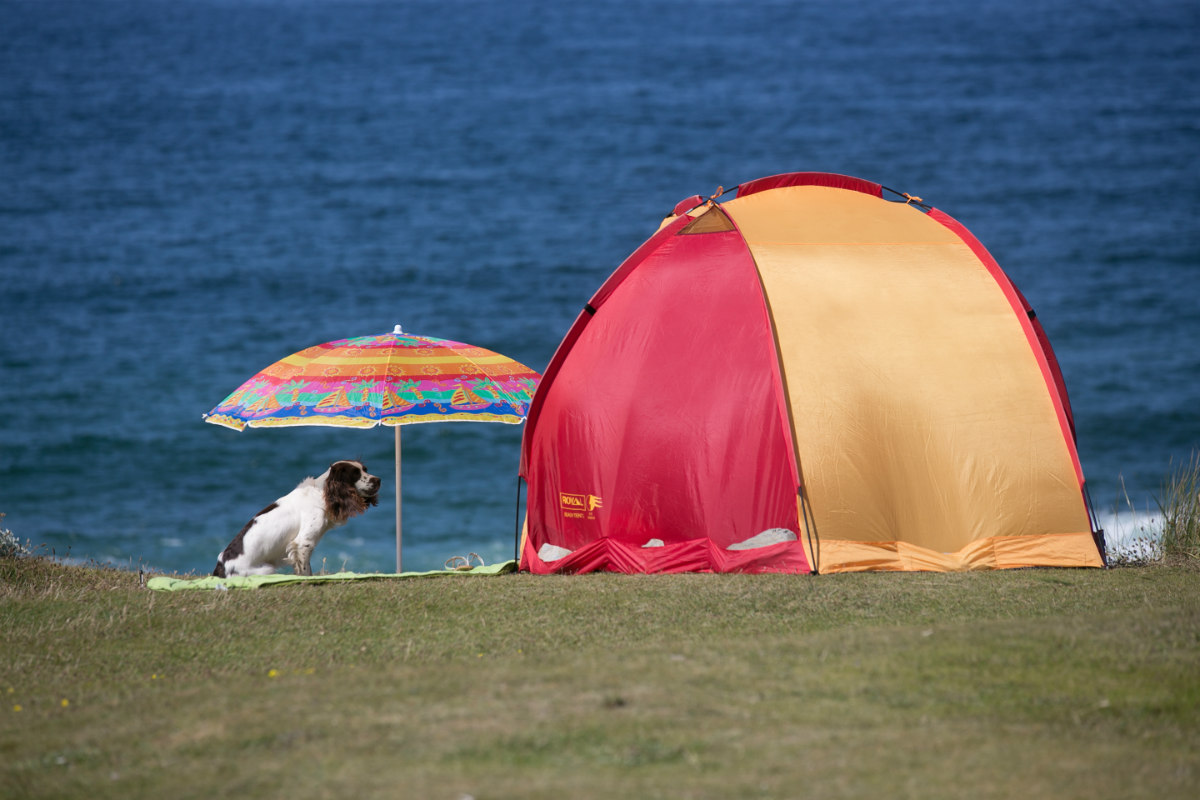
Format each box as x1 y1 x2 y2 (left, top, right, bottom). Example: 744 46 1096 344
2 0 1197 573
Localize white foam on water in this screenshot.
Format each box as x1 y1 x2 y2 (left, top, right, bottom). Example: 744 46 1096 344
1094 508 1163 558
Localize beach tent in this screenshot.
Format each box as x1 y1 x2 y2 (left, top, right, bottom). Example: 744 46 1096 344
519 172 1105 574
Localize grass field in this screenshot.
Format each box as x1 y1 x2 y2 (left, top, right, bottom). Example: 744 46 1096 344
2 556 1198 799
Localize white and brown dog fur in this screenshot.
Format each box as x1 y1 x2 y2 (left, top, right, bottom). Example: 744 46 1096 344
213 460 381 578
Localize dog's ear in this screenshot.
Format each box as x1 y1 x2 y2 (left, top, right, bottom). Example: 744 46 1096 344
325 462 371 522
328 460 360 484
325 474 362 523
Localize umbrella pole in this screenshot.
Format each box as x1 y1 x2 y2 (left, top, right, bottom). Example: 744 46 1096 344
403 424 408 575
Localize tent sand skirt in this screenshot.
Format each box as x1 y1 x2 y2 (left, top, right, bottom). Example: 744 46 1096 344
518 172 1104 574
814 533 1105 573
523 530 809 575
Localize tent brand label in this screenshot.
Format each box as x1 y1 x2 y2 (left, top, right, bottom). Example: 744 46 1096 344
560 492 602 520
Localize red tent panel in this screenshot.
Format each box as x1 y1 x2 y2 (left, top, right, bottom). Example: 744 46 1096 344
520 223 808 573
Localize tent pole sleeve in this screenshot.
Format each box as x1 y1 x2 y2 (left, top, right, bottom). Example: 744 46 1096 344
800 488 820 575
1083 481 1108 567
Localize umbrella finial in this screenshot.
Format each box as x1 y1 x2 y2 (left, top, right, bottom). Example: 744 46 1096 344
393 324 403 335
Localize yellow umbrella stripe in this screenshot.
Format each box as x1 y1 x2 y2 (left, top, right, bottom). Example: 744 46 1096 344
274 353 531 368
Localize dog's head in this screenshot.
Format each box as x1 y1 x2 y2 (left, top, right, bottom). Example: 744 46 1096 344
325 460 381 522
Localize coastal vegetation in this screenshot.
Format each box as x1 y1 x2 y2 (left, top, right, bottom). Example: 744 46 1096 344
1158 451 1200 561
0 515 32 559
1112 450 1200 566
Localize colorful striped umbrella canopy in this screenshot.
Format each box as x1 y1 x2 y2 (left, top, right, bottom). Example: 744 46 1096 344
204 325 541 571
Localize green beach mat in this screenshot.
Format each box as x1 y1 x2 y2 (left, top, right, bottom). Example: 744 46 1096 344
147 560 516 591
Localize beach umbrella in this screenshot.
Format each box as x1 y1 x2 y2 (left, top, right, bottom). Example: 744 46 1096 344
204 325 540 571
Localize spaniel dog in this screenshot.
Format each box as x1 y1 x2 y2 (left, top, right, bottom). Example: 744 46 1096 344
213 460 381 578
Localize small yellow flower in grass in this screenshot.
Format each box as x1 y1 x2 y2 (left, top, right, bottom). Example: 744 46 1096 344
267 669 279 678
60 699 69 708
12 705 22 713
